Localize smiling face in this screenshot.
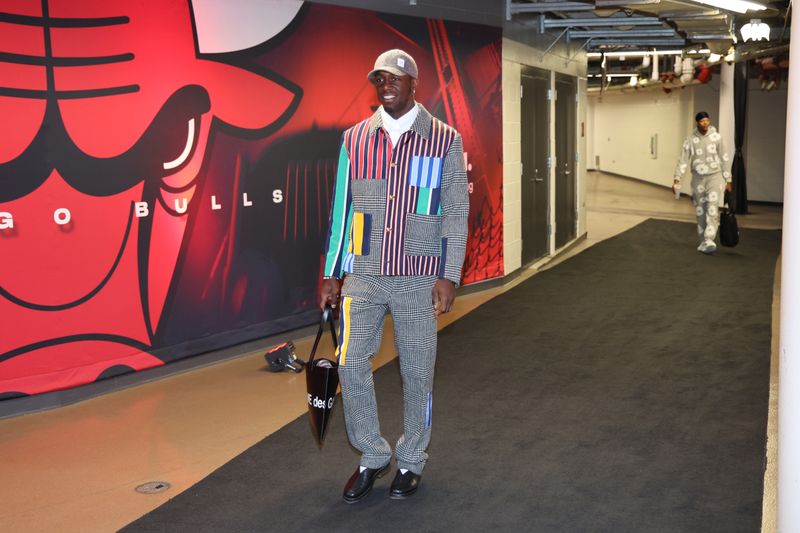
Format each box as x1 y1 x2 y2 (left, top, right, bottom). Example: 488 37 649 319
370 71 417 119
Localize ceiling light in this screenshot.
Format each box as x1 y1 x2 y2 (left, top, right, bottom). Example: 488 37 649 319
588 50 685 58
629 76 638 86
588 73 643 78
741 19 771 41
690 0 766 14
708 53 722 63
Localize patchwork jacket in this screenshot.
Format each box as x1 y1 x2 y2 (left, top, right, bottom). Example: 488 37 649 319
323 104 469 285
673 126 732 184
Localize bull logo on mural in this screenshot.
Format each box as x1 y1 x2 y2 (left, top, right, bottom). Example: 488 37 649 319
0 0 303 396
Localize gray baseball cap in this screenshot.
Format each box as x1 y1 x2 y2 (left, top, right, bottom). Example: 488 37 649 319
367 49 418 81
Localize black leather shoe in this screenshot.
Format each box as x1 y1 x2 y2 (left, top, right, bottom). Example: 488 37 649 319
389 470 421 499
342 463 390 504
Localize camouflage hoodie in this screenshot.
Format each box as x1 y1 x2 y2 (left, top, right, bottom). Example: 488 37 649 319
673 126 732 184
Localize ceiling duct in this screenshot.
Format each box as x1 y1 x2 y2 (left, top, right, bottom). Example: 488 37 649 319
591 38 688 46
568 28 679 38
505 0 790 81
542 15 664 27
657 8 724 18
507 1 595 17
685 31 736 39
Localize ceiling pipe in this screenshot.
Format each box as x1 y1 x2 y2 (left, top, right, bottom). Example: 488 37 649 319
508 2 596 16
508 0 784 64
736 42 790 61
587 49 686 58
680 24 735 31
568 28 679 38
588 38 687 46
685 32 736 39
587 77 703 94
658 8 723 17
542 16 664 27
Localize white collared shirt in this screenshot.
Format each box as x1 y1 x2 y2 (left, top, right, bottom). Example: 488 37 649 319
380 103 419 146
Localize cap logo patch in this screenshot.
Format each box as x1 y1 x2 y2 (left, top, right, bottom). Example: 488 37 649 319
397 58 405 68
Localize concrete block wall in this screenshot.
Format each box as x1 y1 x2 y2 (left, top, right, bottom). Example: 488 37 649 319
502 59 523 275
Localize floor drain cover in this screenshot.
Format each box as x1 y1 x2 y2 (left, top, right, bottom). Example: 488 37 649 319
135 481 171 494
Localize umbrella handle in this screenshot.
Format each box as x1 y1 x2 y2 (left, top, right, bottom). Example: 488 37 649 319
308 305 338 366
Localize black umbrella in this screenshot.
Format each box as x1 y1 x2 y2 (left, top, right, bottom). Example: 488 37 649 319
305 305 340 445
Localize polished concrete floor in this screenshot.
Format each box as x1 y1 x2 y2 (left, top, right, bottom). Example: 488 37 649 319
0 171 783 532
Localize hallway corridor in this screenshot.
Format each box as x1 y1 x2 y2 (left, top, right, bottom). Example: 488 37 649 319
0 172 782 532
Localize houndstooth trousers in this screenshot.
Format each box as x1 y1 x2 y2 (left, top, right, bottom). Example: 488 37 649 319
336 273 437 475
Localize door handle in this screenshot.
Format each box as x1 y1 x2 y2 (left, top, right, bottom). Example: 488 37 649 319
534 168 543 182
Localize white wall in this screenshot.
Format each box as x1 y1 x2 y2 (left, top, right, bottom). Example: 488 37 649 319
586 92 596 170
589 73 787 202
502 53 523 275
588 86 696 188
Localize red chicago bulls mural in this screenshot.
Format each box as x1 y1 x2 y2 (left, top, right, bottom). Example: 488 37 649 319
0 1 502 399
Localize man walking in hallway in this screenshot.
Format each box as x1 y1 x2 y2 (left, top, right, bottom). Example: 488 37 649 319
319 49 469 503
673 111 733 254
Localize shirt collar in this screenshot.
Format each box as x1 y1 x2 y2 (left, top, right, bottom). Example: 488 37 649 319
369 103 433 140
380 104 419 133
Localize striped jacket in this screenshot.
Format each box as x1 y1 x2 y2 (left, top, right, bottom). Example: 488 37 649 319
323 104 469 285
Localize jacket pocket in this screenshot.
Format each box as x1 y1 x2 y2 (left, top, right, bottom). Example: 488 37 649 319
404 213 442 256
408 155 443 189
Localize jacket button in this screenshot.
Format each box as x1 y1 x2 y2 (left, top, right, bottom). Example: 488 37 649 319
385 227 392 232
390 163 397 168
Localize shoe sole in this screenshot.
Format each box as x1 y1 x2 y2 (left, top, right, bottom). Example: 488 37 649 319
389 486 419 500
342 464 390 504
390 481 420 500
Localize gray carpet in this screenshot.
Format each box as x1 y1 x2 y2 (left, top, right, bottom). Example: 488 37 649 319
124 219 781 533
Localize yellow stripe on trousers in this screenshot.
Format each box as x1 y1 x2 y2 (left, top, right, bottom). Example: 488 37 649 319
336 296 352 365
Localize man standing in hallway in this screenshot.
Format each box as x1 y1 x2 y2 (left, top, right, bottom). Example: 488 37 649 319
673 111 733 254
319 49 469 503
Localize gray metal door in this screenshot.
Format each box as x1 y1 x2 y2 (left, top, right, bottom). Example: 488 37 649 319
521 67 550 265
555 73 577 248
